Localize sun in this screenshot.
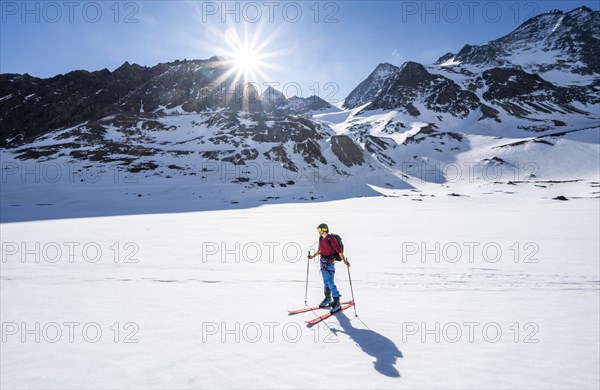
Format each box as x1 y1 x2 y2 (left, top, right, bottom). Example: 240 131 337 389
214 26 282 87
199 23 287 110
221 28 270 84
232 47 260 78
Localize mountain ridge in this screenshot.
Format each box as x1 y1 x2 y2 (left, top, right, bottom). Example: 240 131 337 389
1 5 598 208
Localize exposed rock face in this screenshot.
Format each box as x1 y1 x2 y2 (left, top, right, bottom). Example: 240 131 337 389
366 62 480 118
343 63 399 109
0 58 331 147
331 135 365 167
435 6 600 75
273 95 332 115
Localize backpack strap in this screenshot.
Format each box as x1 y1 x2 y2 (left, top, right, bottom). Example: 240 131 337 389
323 234 334 261
326 234 338 249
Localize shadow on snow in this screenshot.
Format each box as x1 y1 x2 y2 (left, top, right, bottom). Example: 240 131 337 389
331 313 403 378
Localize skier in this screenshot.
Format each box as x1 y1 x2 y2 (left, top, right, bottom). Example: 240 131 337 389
307 223 350 313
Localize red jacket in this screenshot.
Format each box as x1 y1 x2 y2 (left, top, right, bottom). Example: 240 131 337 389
319 234 342 262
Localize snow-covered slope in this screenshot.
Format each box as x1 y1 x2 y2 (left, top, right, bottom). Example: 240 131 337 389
435 6 600 77
1 5 598 224
1 196 598 388
0 109 411 222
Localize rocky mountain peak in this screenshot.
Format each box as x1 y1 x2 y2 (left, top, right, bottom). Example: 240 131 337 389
396 61 435 84
261 85 286 108
372 62 398 77
343 62 399 109
433 6 599 74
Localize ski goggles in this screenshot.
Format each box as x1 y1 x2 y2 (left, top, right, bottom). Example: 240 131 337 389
317 227 328 233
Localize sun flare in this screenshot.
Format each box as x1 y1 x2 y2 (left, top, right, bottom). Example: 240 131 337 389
221 27 272 84
199 23 288 109
233 47 260 78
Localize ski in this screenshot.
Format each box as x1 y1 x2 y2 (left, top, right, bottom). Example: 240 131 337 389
288 301 353 315
306 302 354 325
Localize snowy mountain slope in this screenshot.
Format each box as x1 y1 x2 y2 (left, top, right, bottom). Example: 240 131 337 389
0 108 413 222
318 105 599 188
0 58 332 148
350 6 599 129
362 60 597 123
313 6 598 200
3 107 596 223
1 5 599 224
435 6 600 76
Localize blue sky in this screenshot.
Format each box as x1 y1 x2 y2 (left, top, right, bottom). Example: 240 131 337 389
1 1 598 102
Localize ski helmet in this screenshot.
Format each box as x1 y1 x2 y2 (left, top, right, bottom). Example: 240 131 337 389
317 223 329 233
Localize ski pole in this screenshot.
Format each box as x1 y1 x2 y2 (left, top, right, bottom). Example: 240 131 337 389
346 258 358 317
304 250 311 305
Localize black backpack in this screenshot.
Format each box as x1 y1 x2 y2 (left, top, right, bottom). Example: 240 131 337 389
326 234 344 261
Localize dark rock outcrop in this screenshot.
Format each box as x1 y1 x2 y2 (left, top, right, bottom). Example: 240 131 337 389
331 135 365 167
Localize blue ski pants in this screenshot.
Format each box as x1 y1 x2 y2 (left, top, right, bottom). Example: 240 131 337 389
320 258 340 298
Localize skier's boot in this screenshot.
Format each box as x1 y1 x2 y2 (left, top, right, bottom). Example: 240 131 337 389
318 290 332 308
330 296 341 313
